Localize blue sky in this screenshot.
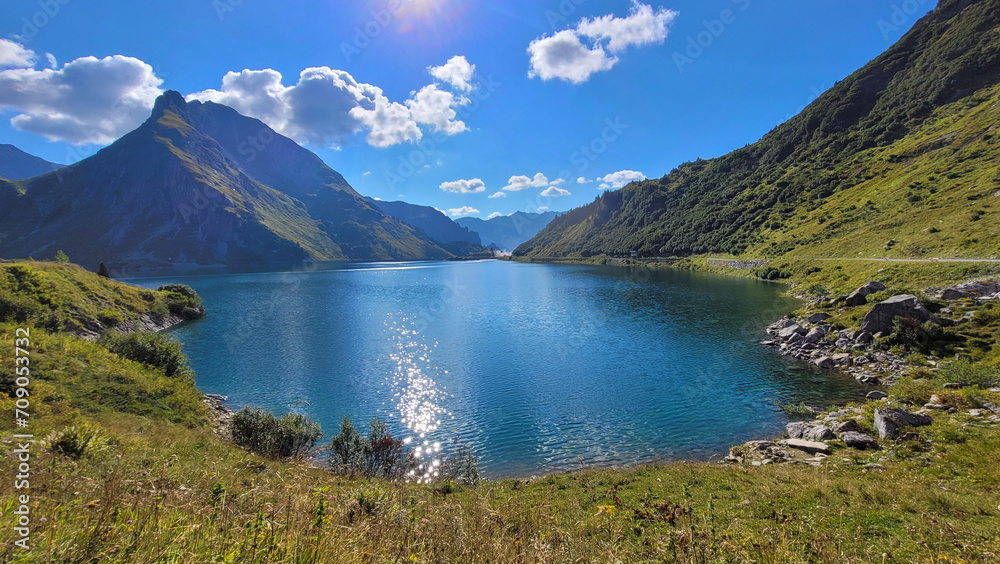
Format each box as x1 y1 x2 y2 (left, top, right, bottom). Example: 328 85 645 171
0 0 934 218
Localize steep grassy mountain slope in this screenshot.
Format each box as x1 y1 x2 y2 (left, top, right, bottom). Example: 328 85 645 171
0 144 62 180
0 92 454 271
516 0 1000 260
456 211 560 252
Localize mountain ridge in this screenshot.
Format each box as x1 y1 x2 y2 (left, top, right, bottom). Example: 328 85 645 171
515 0 1000 261
0 143 62 180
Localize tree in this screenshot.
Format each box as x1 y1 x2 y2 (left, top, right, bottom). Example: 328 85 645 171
54 250 69 263
97 263 110 278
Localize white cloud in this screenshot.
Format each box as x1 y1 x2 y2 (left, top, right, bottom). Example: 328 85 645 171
406 84 468 135
527 2 677 83
538 206 549 211
189 56 475 149
577 177 591 184
362 171 371 176
44 53 57 69
503 172 550 192
549 178 566 186
0 39 36 68
576 2 678 53
0 54 163 144
447 206 479 217
488 191 506 199
428 56 476 92
598 170 646 189
541 186 571 197
527 30 616 84
487 211 504 219
439 178 486 194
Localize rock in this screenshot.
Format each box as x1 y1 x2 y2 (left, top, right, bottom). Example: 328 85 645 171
832 420 861 434
874 407 933 439
923 403 950 411
781 439 831 454
778 324 807 339
864 463 887 471
942 383 962 389
803 426 835 442
771 318 797 330
860 295 934 335
941 281 1000 300
855 331 874 344
841 431 880 450
785 422 810 439
844 281 887 307
858 373 882 385
786 332 804 345
832 353 852 365
747 440 776 451
835 338 852 348
866 391 888 401
813 356 834 369
803 327 826 344
898 432 921 442
807 312 831 324
968 409 985 417
982 402 1000 415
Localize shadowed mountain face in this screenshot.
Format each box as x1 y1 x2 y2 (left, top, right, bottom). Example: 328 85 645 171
370 199 481 246
0 91 455 272
516 0 1000 260
0 144 63 180
456 212 559 252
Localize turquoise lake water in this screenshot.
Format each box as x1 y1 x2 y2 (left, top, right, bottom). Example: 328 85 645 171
127 260 865 477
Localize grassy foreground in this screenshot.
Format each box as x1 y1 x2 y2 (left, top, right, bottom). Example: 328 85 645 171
2 262 1000 562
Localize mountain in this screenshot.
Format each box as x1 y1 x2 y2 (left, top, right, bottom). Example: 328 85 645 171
0 91 458 271
456 211 560 252
516 0 1000 261
370 199 482 249
0 144 63 180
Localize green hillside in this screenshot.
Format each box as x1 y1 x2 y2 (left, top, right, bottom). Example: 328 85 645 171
515 0 1000 260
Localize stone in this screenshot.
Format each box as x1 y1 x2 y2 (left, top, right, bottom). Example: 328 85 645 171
771 318 797 330
803 327 826 344
806 312 831 324
941 281 1000 300
844 281 887 307
803 426 835 442
923 403 950 411
898 432 920 442
874 407 933 439
864 463 887 471
832 419 861 434
858 373 882 385
786 332 804 345
866 391 888 401
841 431 880 450
781 439 831 455
785 422 810 439
855 331 874 344
860 295 935 335
832 353 852 365
984 402 1000 415
778 324 807 339
813 356 834 369
968 409 985 417
942 383 962 389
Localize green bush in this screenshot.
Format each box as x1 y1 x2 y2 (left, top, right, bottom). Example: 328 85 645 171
330 416 412 479
0 290 44 323
157 284 204 319
891 377 938 406
101 331 192 378
938 360 1000 388
43 424 110 459
54 250 69 263
96 308 124 327
231 407 322 460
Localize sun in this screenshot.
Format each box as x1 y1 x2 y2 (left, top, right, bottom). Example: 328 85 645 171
394 0 464 34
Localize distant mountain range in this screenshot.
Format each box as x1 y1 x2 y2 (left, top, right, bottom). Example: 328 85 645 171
0 91 473 272
455 212 559 252
0 144 62 180
516 0 1000 261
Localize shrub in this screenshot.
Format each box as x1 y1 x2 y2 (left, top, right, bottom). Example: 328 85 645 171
231 407 322 459
440 445 481 486
97 262 111 278
330 416 413 479
101 331 192 378
0 290 44 323
96 308 124 327
54 250 69 263
891 377 938 406
43 425 110 459
157 284 204 319
938 360 1000 388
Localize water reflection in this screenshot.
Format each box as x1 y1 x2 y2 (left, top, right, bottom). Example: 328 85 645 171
384 313 451 483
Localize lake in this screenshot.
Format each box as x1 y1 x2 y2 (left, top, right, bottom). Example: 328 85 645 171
127 260 865 478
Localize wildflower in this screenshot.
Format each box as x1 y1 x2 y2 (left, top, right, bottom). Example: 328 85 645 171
126 520 133 525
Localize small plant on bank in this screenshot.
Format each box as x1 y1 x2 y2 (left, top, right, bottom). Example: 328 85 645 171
330 416 413 479
230 407 322 460
43 424 111 459
101 330 192 379
938 359 1000 388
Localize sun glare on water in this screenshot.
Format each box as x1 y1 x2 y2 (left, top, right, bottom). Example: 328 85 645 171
384 313 453 483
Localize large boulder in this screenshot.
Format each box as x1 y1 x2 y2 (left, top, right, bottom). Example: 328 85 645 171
778 324 807 339
780 439 831 454
840 431 880 450
874 407 932 439
844 281 887 307
860 295 934 335
941 281 1000 300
